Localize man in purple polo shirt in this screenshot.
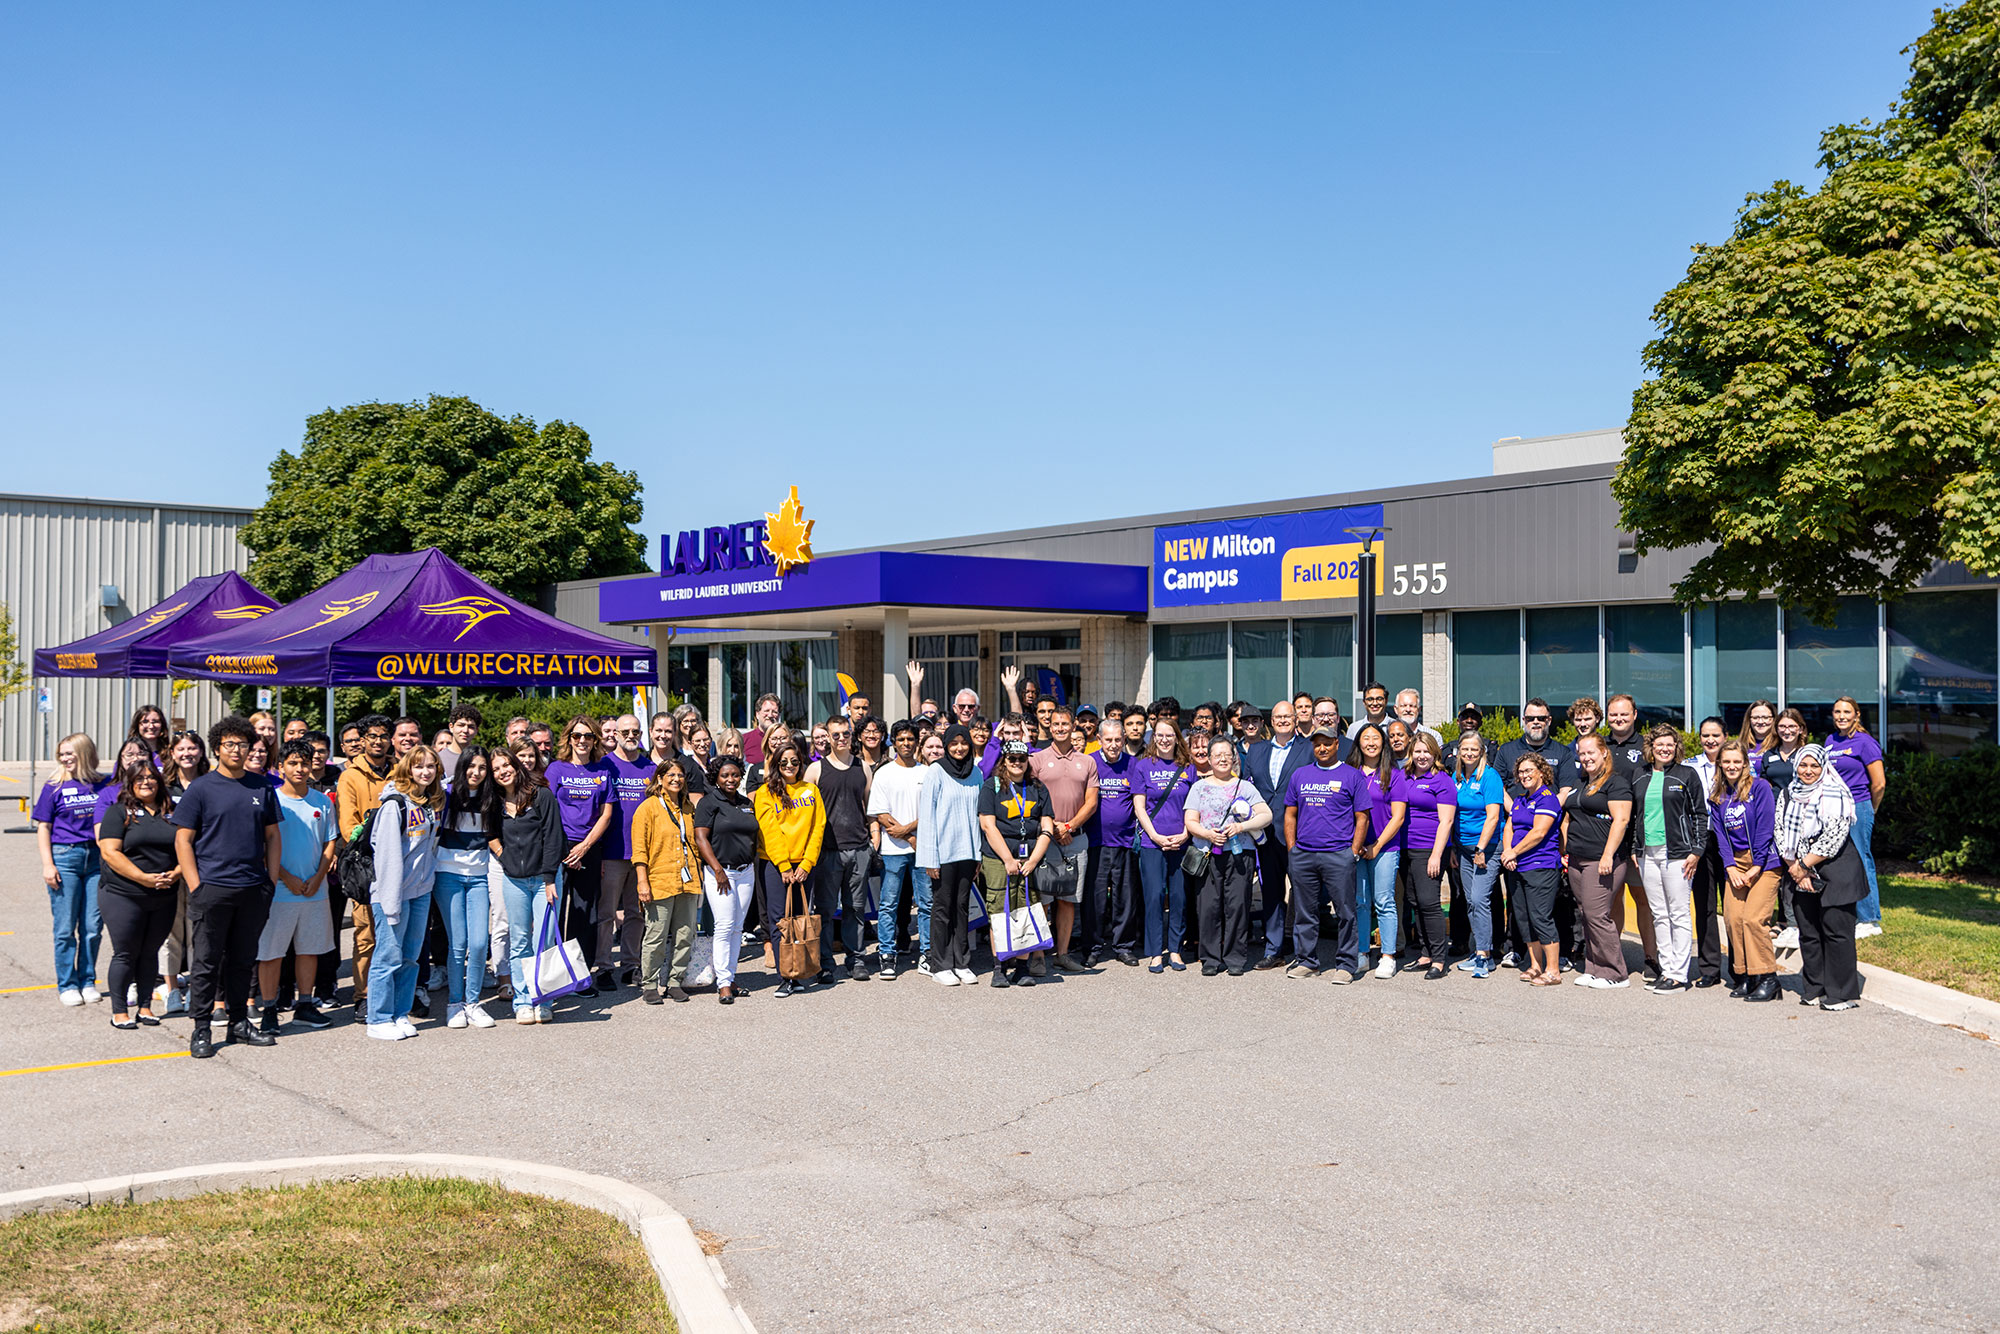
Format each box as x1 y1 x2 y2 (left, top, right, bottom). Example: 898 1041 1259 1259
1283 724 1371 984
596 714 653 988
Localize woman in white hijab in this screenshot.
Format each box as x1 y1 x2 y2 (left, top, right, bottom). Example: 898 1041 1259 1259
1774 744 1864 1011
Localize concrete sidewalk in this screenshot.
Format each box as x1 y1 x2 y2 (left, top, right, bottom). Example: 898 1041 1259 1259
3 829 1997 1332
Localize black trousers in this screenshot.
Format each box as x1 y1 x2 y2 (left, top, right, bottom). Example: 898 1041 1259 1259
1195 850 1255 972
187 882 272 1026
564 842 604 968
1692 850 1730 982
1255 837 1292 959
102 884 176 1013
1083 845 1140 959
1405 852 1449 961
929 860 977 973
1794 894 1861 1004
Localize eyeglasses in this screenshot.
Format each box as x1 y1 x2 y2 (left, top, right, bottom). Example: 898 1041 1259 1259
216 740 248 752
570 731 596 741
1523 714 1551 723
617 727 640 736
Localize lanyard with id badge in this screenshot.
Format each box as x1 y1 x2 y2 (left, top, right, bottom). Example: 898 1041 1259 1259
660 795 695 884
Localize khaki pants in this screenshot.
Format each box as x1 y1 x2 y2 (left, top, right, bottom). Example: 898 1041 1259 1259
1724 867 1781 975
639 894 701 989
351 898 376 1003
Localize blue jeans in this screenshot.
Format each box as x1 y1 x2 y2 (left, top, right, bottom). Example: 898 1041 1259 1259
1137 845 1187 958
366 892 432 1027
48 843 102 991
1454 843 1503 954
499 874 553 1013
433 871 490 1005
1356 848 1403 956
876 854 932 956
1852 798 1880 923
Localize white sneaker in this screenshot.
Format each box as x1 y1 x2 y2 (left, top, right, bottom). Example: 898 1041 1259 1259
126 985 139 1007
535 1005 553 1023
1855 921 1884 939
916 958 934 976
1575 974 1613 990
81 985 102 1004
366 1022 404 1041
465 1005 496 1029
58 988 83 1007
1774 927 1800 950
164 988 186 1015
934 968 960 986
1606 977 1631 988
395 1016 418 1037
515 1008 538 1025
1374 956 1397 980
1499 951 1520 969
1571 972 1596 986
953 968 978 985
428 965 448 991
446 1004 467 1029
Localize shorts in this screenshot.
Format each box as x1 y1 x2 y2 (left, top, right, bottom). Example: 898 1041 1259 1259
980 858 1042 916
257 895 336 960
1037 836 1089 904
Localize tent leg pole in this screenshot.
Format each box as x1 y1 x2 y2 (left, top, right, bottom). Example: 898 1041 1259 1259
122 678 132 738
399 686 407 716
326 686 336 735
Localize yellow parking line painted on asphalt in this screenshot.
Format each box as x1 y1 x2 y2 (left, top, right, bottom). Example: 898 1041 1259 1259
0 983 56 994
0 1051 189 1078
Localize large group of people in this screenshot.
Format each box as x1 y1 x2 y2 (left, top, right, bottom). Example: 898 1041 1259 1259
29 668 1891 1057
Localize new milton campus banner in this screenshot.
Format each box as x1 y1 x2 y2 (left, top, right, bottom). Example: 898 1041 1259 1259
168 549 655 687
1152 504 1386 608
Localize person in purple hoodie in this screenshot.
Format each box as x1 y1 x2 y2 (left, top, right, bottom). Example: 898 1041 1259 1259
1282 724 1371 983
594 714 653 989
1709 740 1782 1001
35 732 109 1005
543 715 615 994
1823 696 1887 935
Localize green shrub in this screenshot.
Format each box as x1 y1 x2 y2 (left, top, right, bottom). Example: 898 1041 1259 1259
1876 745 2000 875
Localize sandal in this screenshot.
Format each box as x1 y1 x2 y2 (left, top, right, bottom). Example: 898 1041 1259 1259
1532 973 1563 987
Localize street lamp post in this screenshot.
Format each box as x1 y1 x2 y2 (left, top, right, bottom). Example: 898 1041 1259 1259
1345 525 1391 708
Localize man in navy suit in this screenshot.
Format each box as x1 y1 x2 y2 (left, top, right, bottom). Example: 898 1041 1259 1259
1245 701 1313 968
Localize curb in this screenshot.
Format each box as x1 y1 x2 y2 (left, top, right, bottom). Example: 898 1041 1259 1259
1851 960 2000 1038
0 1153 758 1334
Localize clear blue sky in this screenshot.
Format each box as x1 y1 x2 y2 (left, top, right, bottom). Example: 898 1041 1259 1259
0 1 1936 555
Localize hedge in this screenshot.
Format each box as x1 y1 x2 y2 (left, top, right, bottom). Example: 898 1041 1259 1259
1875 745 2000 875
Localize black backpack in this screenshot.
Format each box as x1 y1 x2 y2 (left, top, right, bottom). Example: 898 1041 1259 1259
335 792 406 906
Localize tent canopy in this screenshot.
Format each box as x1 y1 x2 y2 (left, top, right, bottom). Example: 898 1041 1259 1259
168 549 656 688
32 570 277 679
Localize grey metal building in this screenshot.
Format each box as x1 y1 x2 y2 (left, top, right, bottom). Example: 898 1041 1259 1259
0 492 253 764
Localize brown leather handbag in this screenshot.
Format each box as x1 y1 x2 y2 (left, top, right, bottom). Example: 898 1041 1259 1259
777 872 821 979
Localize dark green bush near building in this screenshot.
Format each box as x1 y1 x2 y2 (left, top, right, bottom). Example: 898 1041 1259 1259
1877 745 2000 875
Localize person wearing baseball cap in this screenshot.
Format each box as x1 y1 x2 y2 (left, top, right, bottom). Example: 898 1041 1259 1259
1281 722 1371 982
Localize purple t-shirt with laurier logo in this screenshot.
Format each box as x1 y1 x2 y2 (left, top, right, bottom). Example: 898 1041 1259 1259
1284 762 1367 850
35 777 107 844
1821 729 1883 807
1397 769 1458 853
1508 788 1564 870
1091 750 1137 848
1130 756 1193 847
601 754 654 859
544 758 613 844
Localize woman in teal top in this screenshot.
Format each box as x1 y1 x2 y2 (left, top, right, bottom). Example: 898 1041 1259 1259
1450 732 1506 977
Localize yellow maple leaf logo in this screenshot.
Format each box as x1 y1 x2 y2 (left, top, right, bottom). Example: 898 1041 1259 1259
763 485 814 576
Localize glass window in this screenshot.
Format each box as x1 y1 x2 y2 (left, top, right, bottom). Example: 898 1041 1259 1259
1694 599 1777 731
1232 620 1289 712
1453 610 1518 714
949 634 978 659
777 641 813 726
1153 623 1228 710
1015 630 1080 653
948 660 980 704
1888 590 1996 754
721 644 748 728
1606 604 1684 727
1786 596 1878 735
808 640 841 726
1526 607 1597 715
1292 617 1351 705
1373 613 1423 704
914 634 947 659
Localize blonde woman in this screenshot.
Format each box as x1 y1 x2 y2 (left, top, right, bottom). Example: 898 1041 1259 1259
35 732 107 1004
365 745 444 1040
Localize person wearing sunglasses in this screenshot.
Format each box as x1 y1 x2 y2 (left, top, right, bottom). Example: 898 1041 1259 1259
593 714 653 990
544 714 615 993
754 741 828 996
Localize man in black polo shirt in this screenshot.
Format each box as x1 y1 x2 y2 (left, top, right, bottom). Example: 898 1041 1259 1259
173 714 282 1059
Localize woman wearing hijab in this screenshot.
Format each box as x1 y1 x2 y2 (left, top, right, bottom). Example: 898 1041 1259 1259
1776 744 1865 1010
917 723 984 985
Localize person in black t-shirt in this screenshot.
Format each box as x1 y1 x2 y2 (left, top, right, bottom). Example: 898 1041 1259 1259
693 757 761 1004
976 741 1054 987
806 719 874 983
1561 733 1636 988
97 761 184 1029
173 715 281 1059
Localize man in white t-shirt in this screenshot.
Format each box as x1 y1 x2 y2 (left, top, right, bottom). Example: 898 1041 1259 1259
864 720 929 979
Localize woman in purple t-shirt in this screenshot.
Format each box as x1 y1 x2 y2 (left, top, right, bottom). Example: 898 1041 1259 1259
1131 719 1194 970
1397 733 1459 979
1500 752 1564 988
1823 696 1887 933
542 715 615 994
34 732 108 1004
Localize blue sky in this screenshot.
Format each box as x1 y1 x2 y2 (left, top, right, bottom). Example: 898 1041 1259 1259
0 1 1936 554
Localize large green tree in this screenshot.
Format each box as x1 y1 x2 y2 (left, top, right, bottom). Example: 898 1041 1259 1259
1613 0 2000 619
241 395 648 604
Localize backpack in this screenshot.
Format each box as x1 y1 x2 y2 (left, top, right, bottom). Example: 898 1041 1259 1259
335 792 406 906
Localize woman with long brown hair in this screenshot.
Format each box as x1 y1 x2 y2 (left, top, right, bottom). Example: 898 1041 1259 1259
753 740 828 996
364 744 444 1040
35 732 107 1006
1710 740 1782 1001
1561 733 1634 988
97 759 181 1028
543 714 615 993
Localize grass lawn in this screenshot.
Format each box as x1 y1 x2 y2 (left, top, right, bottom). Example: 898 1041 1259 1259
1864 871 2000 1004
0 1176 675 1333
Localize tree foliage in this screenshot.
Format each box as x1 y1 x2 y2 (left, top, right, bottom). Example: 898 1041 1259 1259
1613 0 2000 619
0 601 29 706
241 395 649 605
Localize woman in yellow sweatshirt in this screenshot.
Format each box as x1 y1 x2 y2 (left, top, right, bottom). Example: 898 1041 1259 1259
631 758 704 1004
752 739 826 996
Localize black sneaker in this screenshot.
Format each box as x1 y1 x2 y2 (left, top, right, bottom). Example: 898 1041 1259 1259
1026 956 1048 977
595 971 618 992
817 969 838 987
1201 963 1222 977
1642 959 1662 983
848 963 871 982
1115 950 1140 967
1252 955 1286 971
990 969 1012 988
291 1000 331 1030
775 979 795 997
1012 967 1036 986
229 1018 276 1047
259 1005 281 1035
667 985 689 1003
190 1026 215 1059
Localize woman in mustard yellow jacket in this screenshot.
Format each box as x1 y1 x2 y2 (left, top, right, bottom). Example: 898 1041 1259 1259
632 758 704 1004
752 740 826 997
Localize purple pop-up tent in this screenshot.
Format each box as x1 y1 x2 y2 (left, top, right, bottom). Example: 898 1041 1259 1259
33 570 279 678
167 548 655 687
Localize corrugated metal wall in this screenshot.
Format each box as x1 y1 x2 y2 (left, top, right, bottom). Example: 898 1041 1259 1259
0 494 253 769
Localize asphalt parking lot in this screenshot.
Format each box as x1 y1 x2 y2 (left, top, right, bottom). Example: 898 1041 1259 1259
3 831 1997 1333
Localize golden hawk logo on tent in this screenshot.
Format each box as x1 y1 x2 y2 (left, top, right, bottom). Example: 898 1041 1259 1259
419 595 511 642
763 485 814 576
269 591 380 641
211 603 275 620
102 602 189 642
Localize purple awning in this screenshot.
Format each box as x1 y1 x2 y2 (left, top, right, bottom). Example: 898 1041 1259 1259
168 549 656 687
33 571 278 679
